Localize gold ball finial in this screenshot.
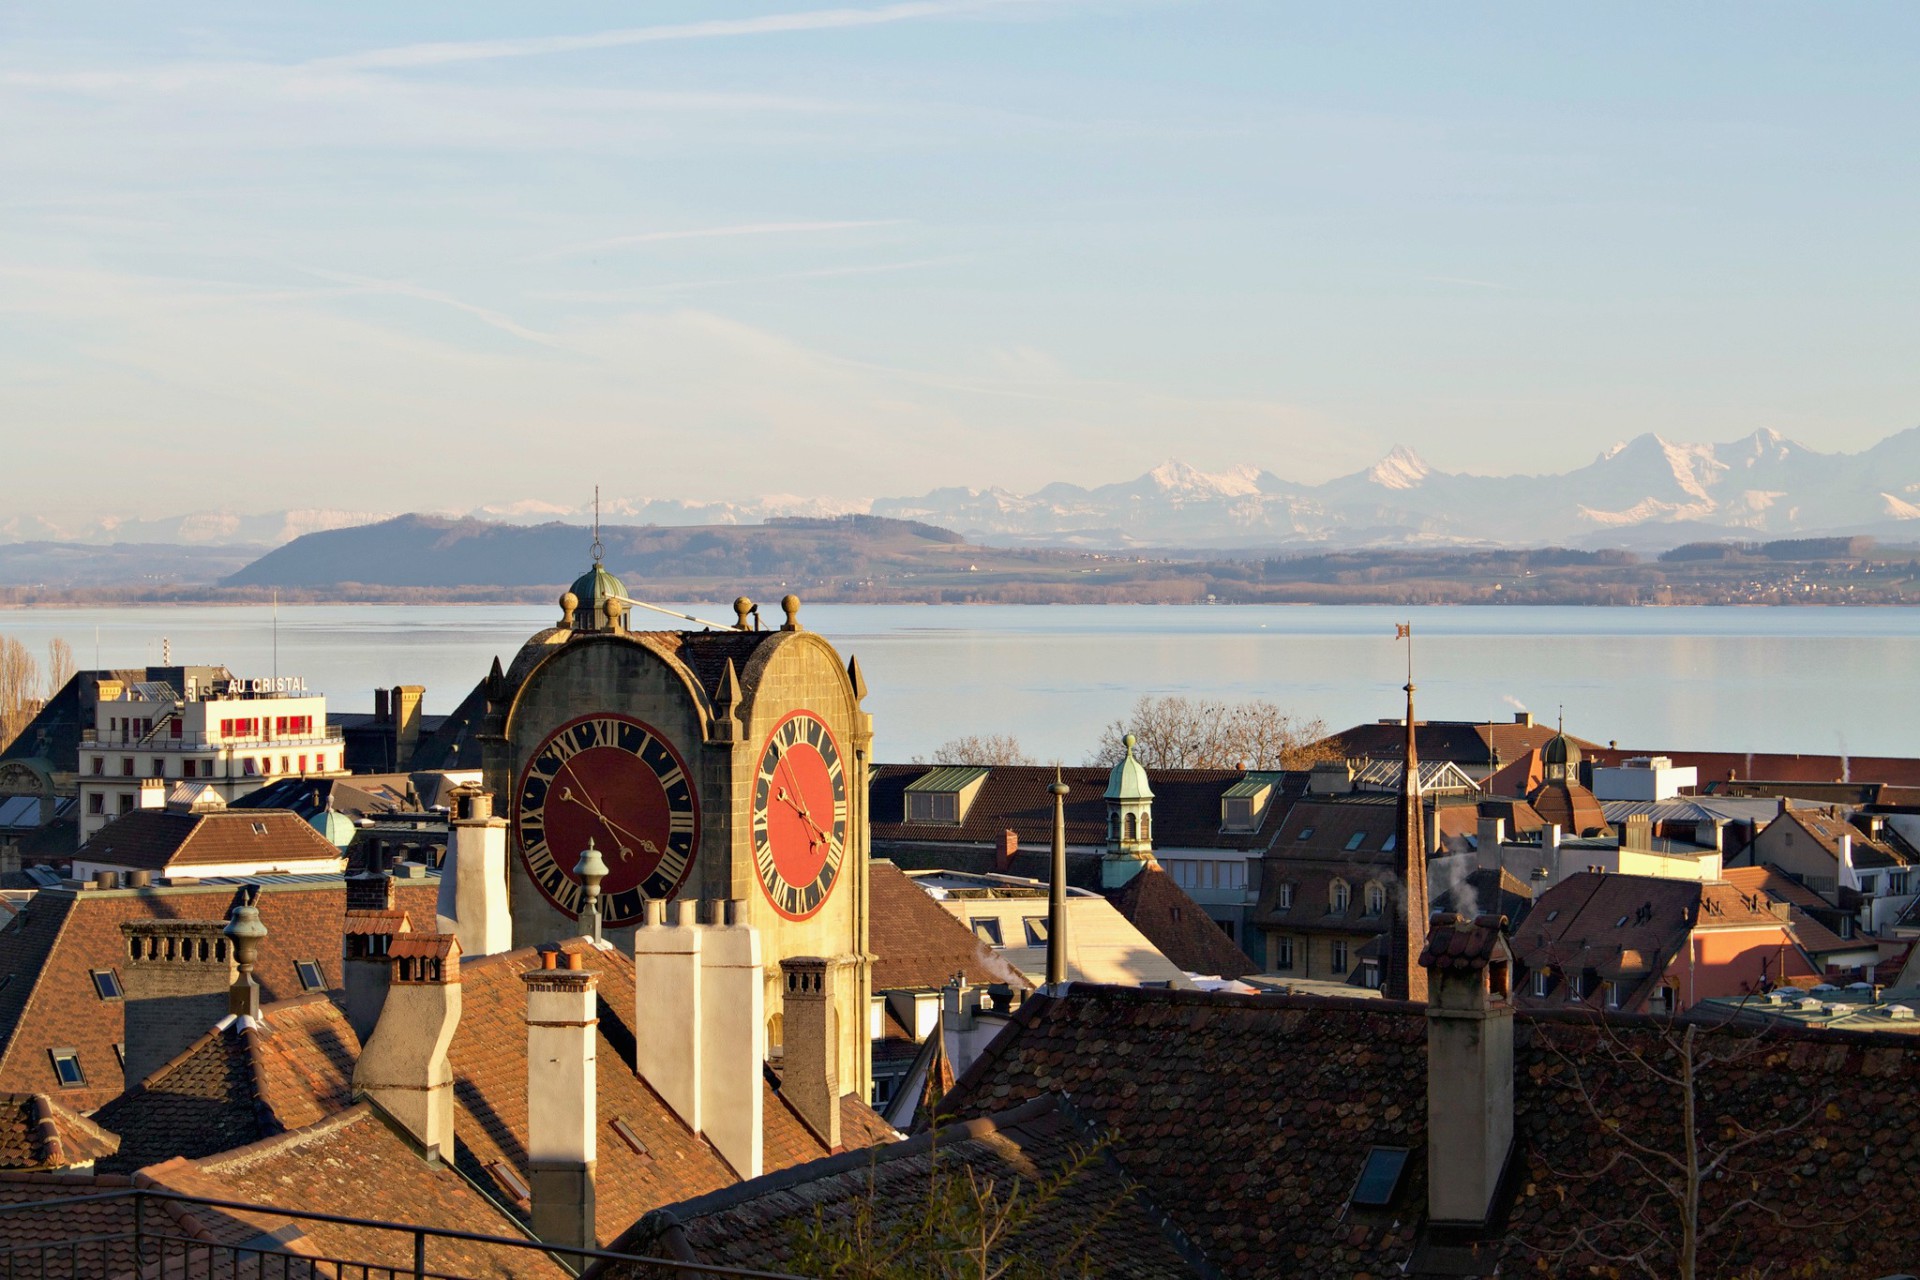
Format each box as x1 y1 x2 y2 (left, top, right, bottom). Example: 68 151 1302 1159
780 594 801 632
734 597 754 630
559 590 579 627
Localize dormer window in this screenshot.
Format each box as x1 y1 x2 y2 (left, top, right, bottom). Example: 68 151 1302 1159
1364 882 1386 917
1331 879 1351 913
1345 831 1367 851
904 766 990 826
1531 968 1549 998
1220 775 1279 833
1277 883 1295 910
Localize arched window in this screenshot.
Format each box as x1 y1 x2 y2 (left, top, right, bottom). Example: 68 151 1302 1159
1108 811 1119 839
1125 812 1138 840
1141 814 1151 841
1364 882 1386 916
1331 879 1350 912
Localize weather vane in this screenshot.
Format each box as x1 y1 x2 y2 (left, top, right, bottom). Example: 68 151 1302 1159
591 484 604 565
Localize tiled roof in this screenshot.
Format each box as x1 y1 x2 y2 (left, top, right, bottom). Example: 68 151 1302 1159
0 1094 118 1169
1268 793 1407 861
139 1104 568 1279
0 876 439 1109
74 808 344 872
1527 780 1609 838
1589 746 1920 789
1417 913 1508 970
937 982 1920 1280
868 861 1028 992
1766 808 1908 870
92 993 359 1174
0 1169 160 1271
1322 719 1600 769
1105 867 1256 978
595 1094 1207 1280
871 764 1298 852
446 937 895 1247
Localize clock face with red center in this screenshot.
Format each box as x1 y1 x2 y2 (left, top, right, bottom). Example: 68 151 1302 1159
752 711 847 921
515 713 698 927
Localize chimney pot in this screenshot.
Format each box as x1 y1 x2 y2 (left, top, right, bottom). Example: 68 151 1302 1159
522 961 598 1253
564 950 583 971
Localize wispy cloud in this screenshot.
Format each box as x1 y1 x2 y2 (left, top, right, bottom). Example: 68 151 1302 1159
317 0 1035 71
534 256 966 300
289 267 559 345
534 220 907 262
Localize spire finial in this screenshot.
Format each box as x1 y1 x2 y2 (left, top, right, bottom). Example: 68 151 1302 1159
1046 765 1070 993
590 486 604 565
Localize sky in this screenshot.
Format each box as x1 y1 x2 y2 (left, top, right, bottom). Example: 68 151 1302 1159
3 1 1918 520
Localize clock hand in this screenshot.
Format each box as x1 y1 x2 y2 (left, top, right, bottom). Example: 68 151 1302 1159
556 765 644 863
776 786 835 846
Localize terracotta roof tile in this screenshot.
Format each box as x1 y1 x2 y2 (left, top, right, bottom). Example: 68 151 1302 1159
139 1104 567 1279
75 808 343 872
1105 866 1256 978
0 1094 118 1169
934 982 1920 1280
0 877 438 1110
868 861 1028 992
1418 913 1509 970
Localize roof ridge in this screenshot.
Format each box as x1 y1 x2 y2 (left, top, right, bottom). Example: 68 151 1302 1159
189 1100 372 1175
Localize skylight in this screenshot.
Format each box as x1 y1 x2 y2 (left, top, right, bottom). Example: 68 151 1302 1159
1350 1146 1410 1208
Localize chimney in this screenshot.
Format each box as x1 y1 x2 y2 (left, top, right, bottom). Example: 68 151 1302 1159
120 919 237 1085
522 949 597 1255
1475 816 1506 870
779 957 841 1150
374 687 391 724
994 829 1018 874
1513 711 1533 727
436 788 511 957
354 932 461 1158
136 779 166 811
1307 761 1355 795
1543 822 1562 851
343 907 411 1044
1421 913 1515 1231
1623 814 1653 853
632 899 764 1179
391 686 424 770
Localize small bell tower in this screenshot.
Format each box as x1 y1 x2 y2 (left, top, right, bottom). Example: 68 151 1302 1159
1103 734 1156 889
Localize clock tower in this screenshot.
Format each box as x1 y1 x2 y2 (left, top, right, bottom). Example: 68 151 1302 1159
479 558 874 1097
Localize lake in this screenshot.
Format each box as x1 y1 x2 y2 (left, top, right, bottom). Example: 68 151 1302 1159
1 603 1915 762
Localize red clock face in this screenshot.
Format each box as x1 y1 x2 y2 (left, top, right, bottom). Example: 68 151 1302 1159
752 711 848 921
515 713 698 927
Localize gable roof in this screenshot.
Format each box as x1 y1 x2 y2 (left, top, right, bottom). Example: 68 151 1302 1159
1322 719 1600 770
594 1094 1208 1280
1765 807 1908 870
937 982 1920 1280
74 808 345 872
1105 867 1256 978
91 993 359 1174
0 876 439 1109
868 861 1028 992
445 936 894 1247
0 1094 118 1170
138 1104 568 1278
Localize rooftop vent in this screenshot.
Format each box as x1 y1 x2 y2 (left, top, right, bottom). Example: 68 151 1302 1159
1887 1005 1915 1020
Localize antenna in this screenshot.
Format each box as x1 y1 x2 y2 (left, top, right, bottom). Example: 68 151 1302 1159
591 485 604 565
272 590 279 682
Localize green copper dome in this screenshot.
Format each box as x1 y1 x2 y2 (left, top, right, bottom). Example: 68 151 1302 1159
311 805 356 850
568 562 628 631
1104 734 1155 801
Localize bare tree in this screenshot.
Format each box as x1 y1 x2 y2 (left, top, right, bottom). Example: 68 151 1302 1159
45 638 74 694
0 637 43 754
1522 1010 1833 1280
916 734 1036 767
1089 695 1339 771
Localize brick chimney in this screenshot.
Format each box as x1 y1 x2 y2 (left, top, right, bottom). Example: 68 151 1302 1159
1421 913 1515 1231
120 919 236 1085
522 949 597 1255
354 932 461 1158
436 787 511 958
343 906 411 1044
779 957 840 1150
994 829 1018 874
391 686 424 770
632 899 764 1179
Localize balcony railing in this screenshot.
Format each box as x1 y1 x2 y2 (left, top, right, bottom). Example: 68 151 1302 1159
0 1187 801 1280
82 730 346 750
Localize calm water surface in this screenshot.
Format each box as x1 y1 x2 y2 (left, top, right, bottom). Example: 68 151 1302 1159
2 604 1915 762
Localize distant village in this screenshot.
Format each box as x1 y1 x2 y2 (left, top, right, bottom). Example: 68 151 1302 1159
0 565 1917 1278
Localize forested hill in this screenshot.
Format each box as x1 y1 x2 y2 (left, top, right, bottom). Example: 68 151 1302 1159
222 513 983 590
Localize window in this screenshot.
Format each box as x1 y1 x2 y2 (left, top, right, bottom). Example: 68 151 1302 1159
1274 937 1294 970
1382 834 1396 853
1022 917 1049 946
118 795 133 814
1332 940 1349 972
88 794 103 815
1344 831 1367 851
486 1162 531 1205
1545 910 1560 923
970 918 1004 947
91 757 103 775
1532 968 1549 998
299 755 309 773
1861 874 1879 896
1223 797 1255 831
169 719 181 740
609 1117 651 1158
1331 880 1351 913
1892 872 1911 896
1364 882 1386 917
89 969 123 1000
184 760 197 779
151 759 165 777
1201 862 1216 889
280 756 290 774
49 1050 83 1088
1350 1146 1411 1209
1141 814 1151 841
294 960 326 992
243 758 257 777
1604 981 1620 1010
1124 813 1137 840
1361 960 1381 990
1567 972 1584 1000
1295 826 1314 841
114 1043 126 1067
1277 883 1294 910
121 758 134 777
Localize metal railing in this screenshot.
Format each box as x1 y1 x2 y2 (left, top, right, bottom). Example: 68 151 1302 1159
0 1188 804 1280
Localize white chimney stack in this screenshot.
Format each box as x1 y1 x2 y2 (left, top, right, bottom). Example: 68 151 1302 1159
1423 913 1515 1230
437 789 512 958
633 899 765 1179
354 933 461 1159
1838 833 1860 892
779 956 841 1150
1475 817 1505 870
522 949 597 1255
1544 822 1562 851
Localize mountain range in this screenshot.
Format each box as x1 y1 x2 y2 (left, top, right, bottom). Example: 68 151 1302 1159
12 428 1920 553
